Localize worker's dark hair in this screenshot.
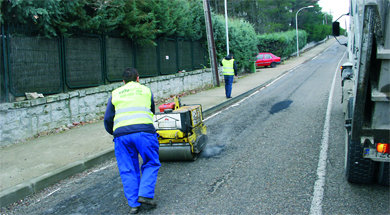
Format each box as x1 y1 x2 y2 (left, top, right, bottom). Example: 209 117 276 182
122 68 139 82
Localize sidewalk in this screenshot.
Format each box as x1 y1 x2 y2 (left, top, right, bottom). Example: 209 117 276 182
0 38 336 207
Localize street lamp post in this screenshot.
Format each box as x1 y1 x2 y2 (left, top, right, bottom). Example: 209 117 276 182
224 0 229 55
295 5 314 57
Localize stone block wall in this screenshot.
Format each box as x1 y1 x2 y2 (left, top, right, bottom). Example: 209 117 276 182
0 69 214 147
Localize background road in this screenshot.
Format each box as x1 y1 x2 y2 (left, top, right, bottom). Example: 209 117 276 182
3 42 389 215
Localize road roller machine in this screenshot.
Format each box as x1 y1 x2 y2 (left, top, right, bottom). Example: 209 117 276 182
154 97 207 161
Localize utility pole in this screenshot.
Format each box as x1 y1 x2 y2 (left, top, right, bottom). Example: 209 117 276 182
203 0 220 87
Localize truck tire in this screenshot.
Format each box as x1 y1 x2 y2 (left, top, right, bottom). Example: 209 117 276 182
377 162 389 186
345 131 377 184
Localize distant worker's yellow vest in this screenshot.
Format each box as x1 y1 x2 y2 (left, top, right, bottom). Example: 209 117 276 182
111 82 153 132
222 58 235 76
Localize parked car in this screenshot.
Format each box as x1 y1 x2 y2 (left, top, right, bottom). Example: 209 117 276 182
255 53 281 68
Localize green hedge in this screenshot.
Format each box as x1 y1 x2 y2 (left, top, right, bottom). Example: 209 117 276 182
212 14 258 72
257 30 307 58
305 24 331 42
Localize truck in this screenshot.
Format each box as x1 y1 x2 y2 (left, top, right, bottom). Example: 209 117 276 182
333 0 389 185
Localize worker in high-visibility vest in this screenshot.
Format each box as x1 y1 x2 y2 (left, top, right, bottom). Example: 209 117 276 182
104 68 160 214
221 53 238 98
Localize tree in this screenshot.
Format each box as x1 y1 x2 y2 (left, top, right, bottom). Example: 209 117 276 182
1 0 63 37
119 0 158 45
185 0 206 40
85 0 126 33
209 0 332 42
256 0 294 33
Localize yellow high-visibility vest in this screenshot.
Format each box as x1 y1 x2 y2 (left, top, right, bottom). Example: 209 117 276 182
222 58 235 76
111 82 154 131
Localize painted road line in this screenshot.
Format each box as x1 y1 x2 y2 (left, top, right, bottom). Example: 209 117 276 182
310 51 347 215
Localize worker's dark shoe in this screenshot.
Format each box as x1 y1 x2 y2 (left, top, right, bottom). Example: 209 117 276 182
129 206 140 214
138 196 157 207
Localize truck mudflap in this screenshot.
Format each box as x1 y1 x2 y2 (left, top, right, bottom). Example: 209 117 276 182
345 130 377 184
377 162 390 186
345 135 390 185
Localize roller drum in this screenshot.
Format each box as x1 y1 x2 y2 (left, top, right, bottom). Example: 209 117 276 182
159 144 196 161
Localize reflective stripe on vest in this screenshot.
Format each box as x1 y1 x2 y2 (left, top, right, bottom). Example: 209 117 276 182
222 58 234 75
111 82 154 131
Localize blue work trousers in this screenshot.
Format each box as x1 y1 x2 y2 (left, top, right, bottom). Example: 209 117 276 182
224 75 234 98
114 132 161 207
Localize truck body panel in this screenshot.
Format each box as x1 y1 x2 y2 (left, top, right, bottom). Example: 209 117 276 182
339 0 389 185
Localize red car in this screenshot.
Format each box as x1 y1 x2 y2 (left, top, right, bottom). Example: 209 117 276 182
255 53 281 68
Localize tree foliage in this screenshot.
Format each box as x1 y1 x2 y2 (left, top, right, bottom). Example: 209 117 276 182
1 0 205 45
119 0 158 45
1 0 336 71
209 0 333 42
1 0 63 36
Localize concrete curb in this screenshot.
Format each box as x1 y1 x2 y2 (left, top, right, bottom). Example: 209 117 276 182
0 148 115 207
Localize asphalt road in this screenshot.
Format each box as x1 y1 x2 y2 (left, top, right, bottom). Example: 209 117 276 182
3 42 389 215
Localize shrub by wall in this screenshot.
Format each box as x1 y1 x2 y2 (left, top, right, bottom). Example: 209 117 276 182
212 14 258 72
257 30 307 58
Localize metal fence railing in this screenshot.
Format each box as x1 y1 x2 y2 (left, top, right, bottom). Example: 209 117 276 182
64 35 104 89
105 37 135 82
8 36 64 95
0 26 208 102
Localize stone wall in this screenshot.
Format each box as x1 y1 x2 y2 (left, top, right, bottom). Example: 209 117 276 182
0 69 216 147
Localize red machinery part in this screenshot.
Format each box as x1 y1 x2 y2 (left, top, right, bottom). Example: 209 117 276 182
158 102 175 112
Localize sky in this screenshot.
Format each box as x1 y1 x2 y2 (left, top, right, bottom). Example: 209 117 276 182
318 0 350 29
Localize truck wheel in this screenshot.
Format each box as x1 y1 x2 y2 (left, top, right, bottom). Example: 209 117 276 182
345 131 377 184
377 162 389 186
270 62 276 68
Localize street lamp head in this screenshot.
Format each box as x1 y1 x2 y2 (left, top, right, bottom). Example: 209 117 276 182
308 5 314 8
